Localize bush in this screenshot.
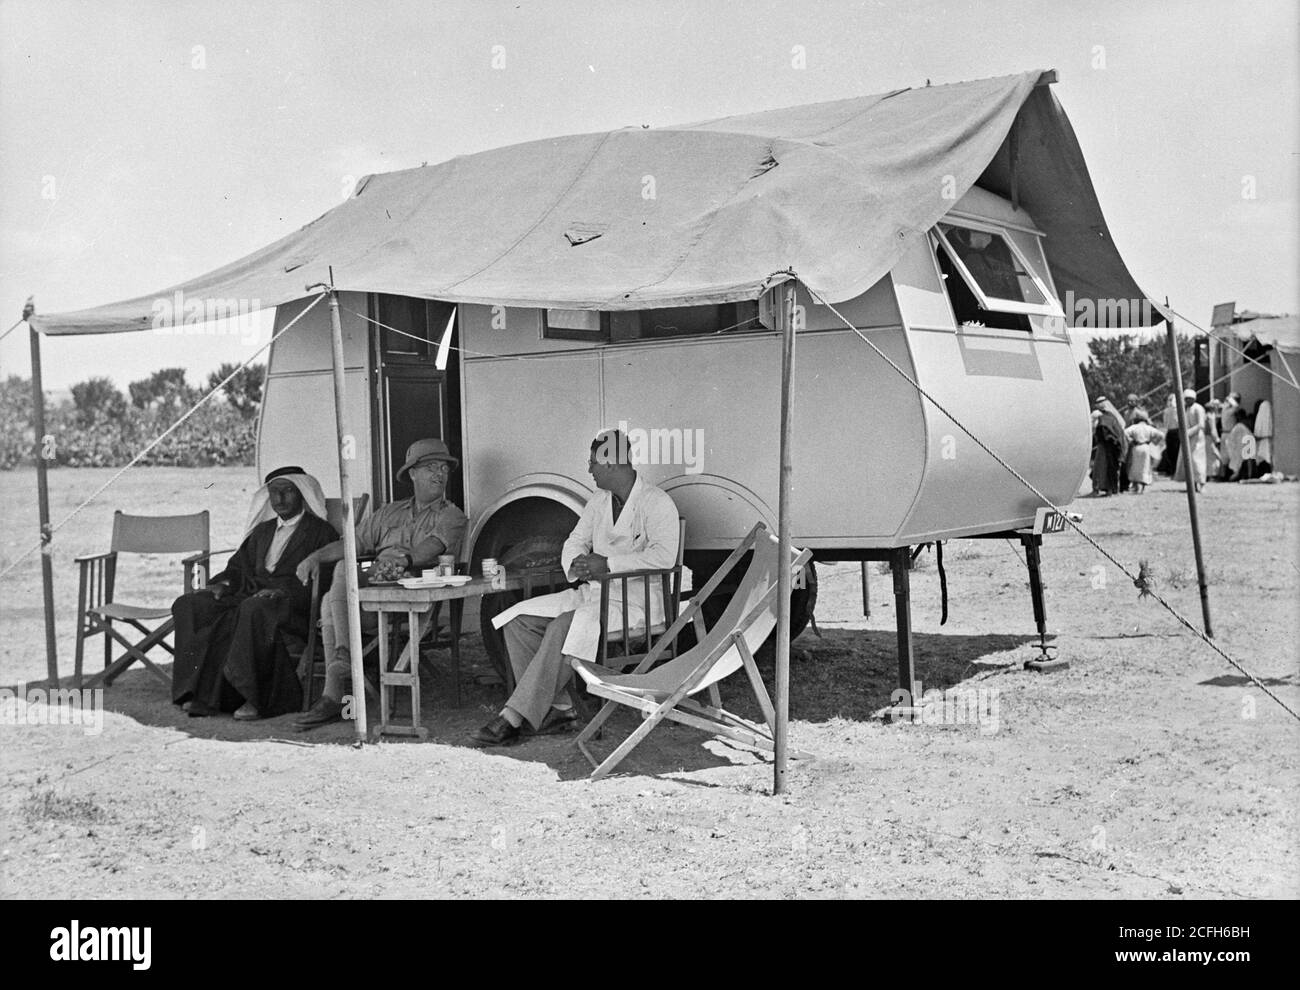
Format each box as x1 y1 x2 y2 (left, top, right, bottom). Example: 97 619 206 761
50 400 257 467
208 362 265 418
0 376 35 469
70 377 128 426
1 374 257 469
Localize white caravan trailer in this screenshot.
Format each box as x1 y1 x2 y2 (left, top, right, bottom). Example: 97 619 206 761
35 70 1157 688
258 185 1082 611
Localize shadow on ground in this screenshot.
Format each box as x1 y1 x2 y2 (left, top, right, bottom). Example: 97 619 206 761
29 626 1038 780
1198 672 1299 688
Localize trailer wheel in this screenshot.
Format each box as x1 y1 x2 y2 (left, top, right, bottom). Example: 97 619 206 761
789 558 818 642
473 498 578 684
678 554 817 653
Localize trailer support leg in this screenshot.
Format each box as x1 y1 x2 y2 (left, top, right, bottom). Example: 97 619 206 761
885 547 924 722
1021 534 1068 672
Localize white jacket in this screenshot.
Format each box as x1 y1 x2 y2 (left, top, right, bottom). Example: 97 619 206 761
491 475 680 662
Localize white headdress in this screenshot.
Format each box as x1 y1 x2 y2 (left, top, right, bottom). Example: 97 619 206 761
244 467 329 535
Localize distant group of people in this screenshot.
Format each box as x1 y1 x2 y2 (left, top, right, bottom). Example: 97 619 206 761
1090 389 1275 496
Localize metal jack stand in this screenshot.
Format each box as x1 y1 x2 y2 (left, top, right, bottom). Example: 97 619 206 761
883 546 926 723
1020 533 1068 673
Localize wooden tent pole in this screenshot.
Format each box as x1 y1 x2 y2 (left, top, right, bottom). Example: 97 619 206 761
314 282 369 740
1166 304 1214 637
26 301 60 686
774 283 797 796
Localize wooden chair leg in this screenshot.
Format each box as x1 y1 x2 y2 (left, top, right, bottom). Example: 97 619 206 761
301 657 318 711
74 615 92 689
589 698 675 780
86 619 172 688
449 599 463 708
565 677 604 738
573 698 620 753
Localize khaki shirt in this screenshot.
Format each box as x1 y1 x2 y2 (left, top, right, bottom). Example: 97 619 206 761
355 496 468 566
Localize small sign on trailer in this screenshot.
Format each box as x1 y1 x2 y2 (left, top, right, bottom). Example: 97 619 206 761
1033 507 1073 535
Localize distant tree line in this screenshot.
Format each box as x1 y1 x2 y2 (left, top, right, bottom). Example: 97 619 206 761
1 336 1192 471
0 364 264 469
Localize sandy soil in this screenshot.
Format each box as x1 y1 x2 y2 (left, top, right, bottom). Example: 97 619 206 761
1 467 1297 898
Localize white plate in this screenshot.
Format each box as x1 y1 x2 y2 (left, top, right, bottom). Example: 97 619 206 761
397 574 474 589
397 577 437 589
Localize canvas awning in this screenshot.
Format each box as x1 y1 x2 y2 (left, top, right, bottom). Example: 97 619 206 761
1232 314 1300 353
32 68 1153 336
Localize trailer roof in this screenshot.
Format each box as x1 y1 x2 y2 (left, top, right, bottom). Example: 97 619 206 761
34 69 1153 336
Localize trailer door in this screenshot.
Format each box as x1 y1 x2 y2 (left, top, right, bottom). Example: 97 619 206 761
370 294 463 506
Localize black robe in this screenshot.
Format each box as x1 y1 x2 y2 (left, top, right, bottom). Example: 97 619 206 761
1091 412 1129 495
172 512 337 715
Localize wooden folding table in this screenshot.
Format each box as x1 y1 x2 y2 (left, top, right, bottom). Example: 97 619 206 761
358 574 522 740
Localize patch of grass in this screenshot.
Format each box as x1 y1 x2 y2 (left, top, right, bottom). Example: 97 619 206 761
1163 564 1229 589
21 788 107 825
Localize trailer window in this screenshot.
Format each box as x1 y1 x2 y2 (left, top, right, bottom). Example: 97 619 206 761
543 309 609 342
544 302 761 343
934 247 1029 332
932 223 1062 322
613 302 760 342
374 295 455 363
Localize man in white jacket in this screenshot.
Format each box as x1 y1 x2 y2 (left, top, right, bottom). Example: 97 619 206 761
470 430 680 746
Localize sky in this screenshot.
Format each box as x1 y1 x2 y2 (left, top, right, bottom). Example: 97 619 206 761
1 0 1296 393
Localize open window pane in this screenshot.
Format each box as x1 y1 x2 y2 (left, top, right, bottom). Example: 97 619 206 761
936 223 1047 306
935 246 1029 332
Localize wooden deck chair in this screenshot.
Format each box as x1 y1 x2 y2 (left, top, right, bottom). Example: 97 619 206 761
596 517 687 670
500 517 686 697
74 510 210 689
571 522 813 780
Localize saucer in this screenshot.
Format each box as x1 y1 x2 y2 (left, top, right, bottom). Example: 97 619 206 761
397 574 473 589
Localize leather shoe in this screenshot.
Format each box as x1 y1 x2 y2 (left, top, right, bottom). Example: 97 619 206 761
233 702 260 721
468 715 520 747
293 696 343 731
527 706 578 736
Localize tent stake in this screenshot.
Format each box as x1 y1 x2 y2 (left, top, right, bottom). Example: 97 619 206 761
27 302 60 686
314 283 370 740
774 283 796 796
1166 303 1214 637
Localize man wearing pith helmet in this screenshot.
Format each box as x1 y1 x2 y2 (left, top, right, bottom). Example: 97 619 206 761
293 438 468 730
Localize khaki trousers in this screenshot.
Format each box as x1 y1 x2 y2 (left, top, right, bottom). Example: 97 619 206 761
503 611 576 730
320 560 377 699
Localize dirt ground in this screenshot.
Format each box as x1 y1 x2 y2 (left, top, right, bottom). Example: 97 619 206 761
2 466 1297 898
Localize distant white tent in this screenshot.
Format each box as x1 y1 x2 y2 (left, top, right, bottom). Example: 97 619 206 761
1214 314 1300 474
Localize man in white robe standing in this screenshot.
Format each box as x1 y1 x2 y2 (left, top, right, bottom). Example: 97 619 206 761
470 429 680 746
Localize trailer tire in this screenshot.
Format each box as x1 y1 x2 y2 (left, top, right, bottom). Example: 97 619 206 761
472 498 579 685
677 556 817 654
788 558 818 642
